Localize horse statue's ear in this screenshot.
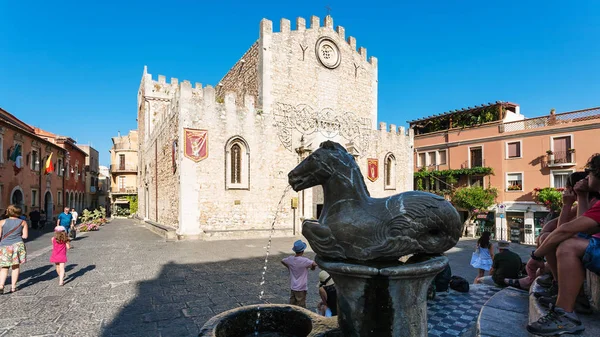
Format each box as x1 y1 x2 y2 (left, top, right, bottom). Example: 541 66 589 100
320 141 348 153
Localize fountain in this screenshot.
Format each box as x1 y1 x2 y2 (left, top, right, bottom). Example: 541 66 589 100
199 141 462 337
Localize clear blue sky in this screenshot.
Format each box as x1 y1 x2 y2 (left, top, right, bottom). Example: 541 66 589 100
1 1 598 166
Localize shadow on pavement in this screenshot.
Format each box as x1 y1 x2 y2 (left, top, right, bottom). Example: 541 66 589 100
100 252 309 337
18 264 79 288
65 264 96 284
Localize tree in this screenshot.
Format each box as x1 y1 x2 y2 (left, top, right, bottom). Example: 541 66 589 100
451 186 498 229
532 187 563 214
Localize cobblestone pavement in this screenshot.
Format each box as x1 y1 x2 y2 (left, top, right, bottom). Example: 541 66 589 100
0 219 535 337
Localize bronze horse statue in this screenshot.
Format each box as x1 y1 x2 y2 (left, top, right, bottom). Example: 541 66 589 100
288 141 462 262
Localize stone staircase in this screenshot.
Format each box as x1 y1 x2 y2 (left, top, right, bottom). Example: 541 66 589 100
474 271 600 337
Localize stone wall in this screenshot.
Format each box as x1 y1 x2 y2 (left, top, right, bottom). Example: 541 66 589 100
259 16 378 129
215 43 259 107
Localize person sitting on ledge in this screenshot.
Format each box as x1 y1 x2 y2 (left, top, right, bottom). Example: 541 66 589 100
527 154 600 336
474 240 521 287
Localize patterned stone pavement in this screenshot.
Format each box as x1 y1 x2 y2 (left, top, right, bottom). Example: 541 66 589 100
0 219 533 337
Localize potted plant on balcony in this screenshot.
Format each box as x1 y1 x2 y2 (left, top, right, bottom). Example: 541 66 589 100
546 150 554 155
568 148 575 153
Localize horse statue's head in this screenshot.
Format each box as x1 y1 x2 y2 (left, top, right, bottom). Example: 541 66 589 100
288 141 358 192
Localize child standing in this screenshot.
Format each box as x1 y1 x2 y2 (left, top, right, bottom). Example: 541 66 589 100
281 240 317 308
50 226 71 286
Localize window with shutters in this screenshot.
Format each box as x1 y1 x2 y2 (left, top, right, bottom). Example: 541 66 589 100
551 135 573 164
384 153 396 190
225 137 250 190
506 141 522 159
438 150 447 165
469 146 483 168
417 153 426 167
506 172 523 191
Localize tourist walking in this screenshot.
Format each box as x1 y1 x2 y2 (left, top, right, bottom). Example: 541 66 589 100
29 209 41 230
50 226 71 286
281 240 317 308
57 207 72 234
0 205 29 294
470 231 494 283
317 271 337 317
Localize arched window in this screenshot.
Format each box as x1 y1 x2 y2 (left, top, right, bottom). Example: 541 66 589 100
231 144 241 184
225 137 249 190
384 153 396 190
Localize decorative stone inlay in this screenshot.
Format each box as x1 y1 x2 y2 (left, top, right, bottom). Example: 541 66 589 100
315 37 341 69
273 102 371 155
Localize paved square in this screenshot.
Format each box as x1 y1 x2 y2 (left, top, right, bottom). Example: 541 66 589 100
0 219 530 336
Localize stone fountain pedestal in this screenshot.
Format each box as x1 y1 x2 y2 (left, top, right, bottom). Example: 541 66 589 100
198 255 448 337
317 255 448 337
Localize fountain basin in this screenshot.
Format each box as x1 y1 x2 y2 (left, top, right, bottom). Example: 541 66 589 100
198 304 338 337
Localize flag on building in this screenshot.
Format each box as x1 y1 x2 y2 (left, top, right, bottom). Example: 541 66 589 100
44 153 54 174
9 144 23 174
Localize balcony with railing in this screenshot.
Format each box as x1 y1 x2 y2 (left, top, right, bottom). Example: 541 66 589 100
111 186 137 194
113 142 136 151
110 163 138 173
545 150 576 168
501 107 600 133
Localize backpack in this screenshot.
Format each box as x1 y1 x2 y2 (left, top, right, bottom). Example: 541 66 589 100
434 264 452 292
449 276 470 293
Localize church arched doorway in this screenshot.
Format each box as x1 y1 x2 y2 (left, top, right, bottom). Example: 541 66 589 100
11 188 24 211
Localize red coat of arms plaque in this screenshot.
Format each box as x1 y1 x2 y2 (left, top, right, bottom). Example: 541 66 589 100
184 128 208 162
367 158 379 182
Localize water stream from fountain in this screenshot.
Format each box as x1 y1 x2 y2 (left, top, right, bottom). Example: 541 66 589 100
253 185 292 337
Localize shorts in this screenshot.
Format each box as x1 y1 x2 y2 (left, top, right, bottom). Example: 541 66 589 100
582 236 600 275
289 290 307 308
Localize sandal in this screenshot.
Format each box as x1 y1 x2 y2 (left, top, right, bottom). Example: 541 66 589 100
0 286 4 294
504 279 522 289
10 287 17 293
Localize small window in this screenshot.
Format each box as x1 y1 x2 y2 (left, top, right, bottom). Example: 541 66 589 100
470 176 484 187
384 153 396 190
0 136 3 163
470 147 483 168
225 137 250 190
438 150 447 165
31 189 38 206
551 170 572 189
428 152 436 166
507 173 523 191
507 141 521 159
31 149 40 171
418 153 426 168
58 191 62 206
57 159 63 176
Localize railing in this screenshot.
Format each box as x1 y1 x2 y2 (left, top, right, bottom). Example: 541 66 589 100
426 165 440 171
501 107 600 133
112 186 137 194
546 151 576 167
110 164 137 172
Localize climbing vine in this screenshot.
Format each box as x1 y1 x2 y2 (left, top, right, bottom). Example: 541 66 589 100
414 167 494 193
413 105 504 134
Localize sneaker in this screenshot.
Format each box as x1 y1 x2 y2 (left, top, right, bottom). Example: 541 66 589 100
536 274 554 288
527 306 585 336
534 282 558 298
538 295 593 315
538 295 556 308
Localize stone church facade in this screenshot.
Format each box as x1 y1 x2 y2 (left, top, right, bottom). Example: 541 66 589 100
137 15 414 239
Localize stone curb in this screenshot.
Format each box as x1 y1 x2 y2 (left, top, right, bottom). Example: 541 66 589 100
476 287 530 337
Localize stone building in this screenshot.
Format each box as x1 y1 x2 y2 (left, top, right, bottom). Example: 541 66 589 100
79 145 100 210
137 15 414 239
109 130 138 215
0 108 65 221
